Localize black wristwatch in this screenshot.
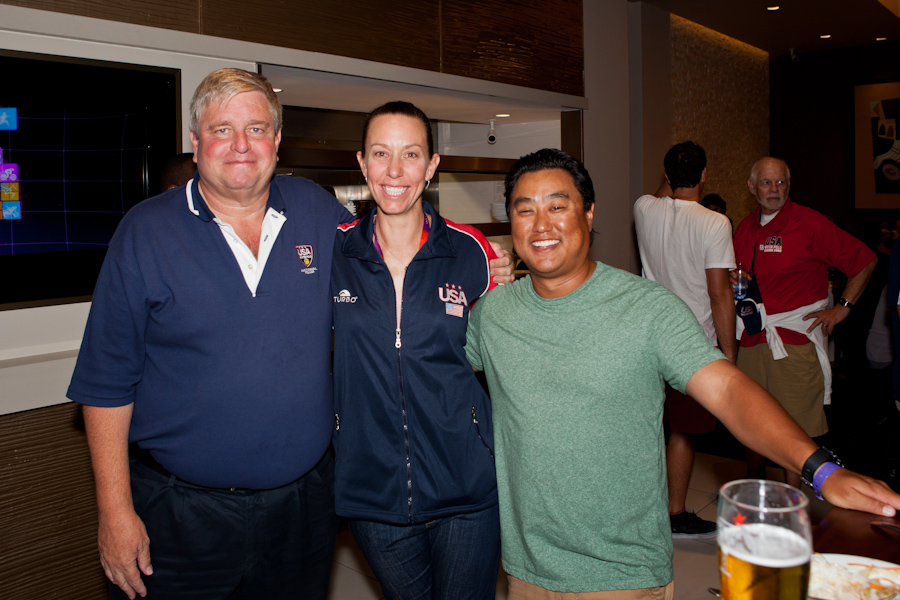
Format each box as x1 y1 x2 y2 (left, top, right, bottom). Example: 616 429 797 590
837 298 854 309
801 446 843 488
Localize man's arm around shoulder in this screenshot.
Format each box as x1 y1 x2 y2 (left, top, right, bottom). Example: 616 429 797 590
83 404 152 599
686 359 900 516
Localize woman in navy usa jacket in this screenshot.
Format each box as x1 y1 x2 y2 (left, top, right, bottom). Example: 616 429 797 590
331 101 502 600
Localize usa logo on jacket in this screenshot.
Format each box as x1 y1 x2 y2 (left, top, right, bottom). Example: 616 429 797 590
439 283 467 318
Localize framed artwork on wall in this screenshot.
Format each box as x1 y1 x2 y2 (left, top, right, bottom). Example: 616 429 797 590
855 82 900 209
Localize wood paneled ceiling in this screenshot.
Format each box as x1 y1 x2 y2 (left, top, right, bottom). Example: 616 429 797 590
635 0 900 57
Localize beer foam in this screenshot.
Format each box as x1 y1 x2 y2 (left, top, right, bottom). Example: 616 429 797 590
719 523 811 568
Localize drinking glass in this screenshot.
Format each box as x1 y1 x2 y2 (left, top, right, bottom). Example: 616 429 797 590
733 264 750 300
718 479 812 600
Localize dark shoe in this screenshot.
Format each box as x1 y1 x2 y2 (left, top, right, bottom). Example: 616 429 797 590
670 510 717 539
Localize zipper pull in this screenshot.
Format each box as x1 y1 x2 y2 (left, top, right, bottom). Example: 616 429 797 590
335 413 340 431
395 328 402 349
471 407 478 424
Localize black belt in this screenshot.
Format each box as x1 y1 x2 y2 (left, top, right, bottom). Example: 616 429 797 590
129 445 255 492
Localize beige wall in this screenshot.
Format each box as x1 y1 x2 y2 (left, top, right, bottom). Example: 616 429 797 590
583 0 633 270
669 15 769 226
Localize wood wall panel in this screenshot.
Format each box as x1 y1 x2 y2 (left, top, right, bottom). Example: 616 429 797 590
0 403 106 600
0 0 198 32
441 0 584 96
201 0 441 73
4 0 586 96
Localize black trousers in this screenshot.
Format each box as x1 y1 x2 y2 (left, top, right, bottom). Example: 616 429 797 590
111 450 338 600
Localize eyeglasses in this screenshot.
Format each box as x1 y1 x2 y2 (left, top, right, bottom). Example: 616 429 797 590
758 179 787 188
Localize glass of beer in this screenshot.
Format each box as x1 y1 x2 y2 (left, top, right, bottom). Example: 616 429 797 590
717 479 812 600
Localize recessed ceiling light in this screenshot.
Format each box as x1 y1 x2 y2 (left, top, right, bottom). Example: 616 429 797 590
820 34 831 39
272 88 283 93
767 6 780 10
495 114 511 118
877 37 887 41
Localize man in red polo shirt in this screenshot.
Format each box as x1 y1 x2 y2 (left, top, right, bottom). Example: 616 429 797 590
734 157 877 489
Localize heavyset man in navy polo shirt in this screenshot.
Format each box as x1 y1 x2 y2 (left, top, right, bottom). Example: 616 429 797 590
68 69 352 599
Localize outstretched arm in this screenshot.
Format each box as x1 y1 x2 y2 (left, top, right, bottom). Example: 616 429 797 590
686 359 900 516
83 404 152 599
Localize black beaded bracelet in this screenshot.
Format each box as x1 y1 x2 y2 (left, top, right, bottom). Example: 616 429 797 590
801 447 843 491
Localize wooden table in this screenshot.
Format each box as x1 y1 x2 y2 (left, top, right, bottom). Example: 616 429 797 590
813 508 900 564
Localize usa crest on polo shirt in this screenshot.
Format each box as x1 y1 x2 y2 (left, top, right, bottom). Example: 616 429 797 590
295 245 317 274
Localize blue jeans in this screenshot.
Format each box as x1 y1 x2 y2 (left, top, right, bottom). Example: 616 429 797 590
349 503 501 600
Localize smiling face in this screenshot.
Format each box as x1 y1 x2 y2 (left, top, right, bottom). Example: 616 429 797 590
510 168 595 298
748 158 790 215
357 113 440 217
190 90 281 204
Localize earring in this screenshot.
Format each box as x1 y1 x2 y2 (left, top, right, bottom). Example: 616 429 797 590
425 179 431 190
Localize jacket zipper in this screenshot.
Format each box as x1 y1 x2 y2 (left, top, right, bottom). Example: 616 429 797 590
392 267 413 523
471 407 494 459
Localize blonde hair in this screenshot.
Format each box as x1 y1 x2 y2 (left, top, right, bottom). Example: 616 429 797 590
189 68 282 135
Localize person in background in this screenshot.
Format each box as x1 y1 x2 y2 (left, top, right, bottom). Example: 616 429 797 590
701 193 733 231
885 232 900 489
700 193 726 215
330 101 501 600
466 148 900 599
733 157 877 489
634 141 735 540
157 152 196 193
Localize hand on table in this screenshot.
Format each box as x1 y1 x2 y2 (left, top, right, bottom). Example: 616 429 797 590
821 468 900 518
98 506 152 599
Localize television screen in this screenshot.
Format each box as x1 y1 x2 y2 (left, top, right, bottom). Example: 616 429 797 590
0 51 179 306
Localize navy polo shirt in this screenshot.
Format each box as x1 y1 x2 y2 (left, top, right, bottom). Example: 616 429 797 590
68 174 353 489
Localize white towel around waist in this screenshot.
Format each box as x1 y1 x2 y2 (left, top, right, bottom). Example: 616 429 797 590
736 298 832 404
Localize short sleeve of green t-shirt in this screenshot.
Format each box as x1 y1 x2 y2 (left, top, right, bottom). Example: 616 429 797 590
465 299 486 371
640 280 725 391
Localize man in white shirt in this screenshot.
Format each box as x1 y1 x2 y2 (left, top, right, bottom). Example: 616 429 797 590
634 141 736 538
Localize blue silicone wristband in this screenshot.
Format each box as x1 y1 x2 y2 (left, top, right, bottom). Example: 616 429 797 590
812 461 842 499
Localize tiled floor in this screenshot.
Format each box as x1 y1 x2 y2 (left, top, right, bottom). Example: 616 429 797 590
326 452 833 600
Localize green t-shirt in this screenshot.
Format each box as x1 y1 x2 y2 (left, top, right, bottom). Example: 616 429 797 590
466 262 724 592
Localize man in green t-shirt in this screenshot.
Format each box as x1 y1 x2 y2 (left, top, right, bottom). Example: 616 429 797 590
465 148 900 599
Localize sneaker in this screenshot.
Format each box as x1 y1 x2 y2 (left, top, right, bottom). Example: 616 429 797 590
670 510 717 539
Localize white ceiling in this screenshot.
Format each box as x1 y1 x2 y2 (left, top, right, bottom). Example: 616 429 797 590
261 64 571 126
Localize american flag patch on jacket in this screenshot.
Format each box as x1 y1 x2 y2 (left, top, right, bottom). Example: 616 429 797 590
445 303 464 318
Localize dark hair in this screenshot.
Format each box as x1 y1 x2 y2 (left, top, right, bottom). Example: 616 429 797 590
158 152 197 194
663 141 706 190
504 148 595 217
361 101 434 158
701 193 726 212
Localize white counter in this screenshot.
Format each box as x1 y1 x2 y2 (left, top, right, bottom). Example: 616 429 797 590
0 302 90 416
